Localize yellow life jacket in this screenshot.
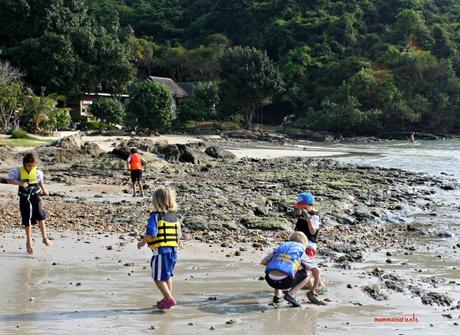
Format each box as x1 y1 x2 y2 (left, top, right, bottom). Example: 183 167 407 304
18 166 40 196
147 212 179 249
20 166 38 184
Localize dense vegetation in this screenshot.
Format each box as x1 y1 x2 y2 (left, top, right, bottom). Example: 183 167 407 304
1 0 459 134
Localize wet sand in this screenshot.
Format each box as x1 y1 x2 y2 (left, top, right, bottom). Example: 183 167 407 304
1 232 458 335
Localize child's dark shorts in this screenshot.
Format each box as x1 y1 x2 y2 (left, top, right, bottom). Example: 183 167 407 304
130 169 142 183
265 268 308 290
19 194 48 227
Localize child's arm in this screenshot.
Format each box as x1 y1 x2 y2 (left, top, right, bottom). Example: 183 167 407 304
138 214 158 249
306 214 320 235
6 179 27 187
142 158 147 172
260 250 275 265
126 155 131 171
6 167 26 187
38 181 49 196
137 234 152 249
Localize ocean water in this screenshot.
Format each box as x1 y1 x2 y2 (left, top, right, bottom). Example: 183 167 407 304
332 138 460 181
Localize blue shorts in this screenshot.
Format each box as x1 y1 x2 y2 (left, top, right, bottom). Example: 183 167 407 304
151 252 177 281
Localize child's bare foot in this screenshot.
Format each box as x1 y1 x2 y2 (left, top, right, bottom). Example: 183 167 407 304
26 242 34 254
43 237 52 246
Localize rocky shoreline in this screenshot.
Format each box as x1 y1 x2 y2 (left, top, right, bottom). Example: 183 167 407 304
0 134 458 309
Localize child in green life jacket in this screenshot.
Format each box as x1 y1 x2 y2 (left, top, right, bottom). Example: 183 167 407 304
6 152 51 254
261 231 320 307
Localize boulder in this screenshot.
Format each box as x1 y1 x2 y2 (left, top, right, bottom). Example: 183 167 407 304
49 133 84 150
240 215 289 230
205 146 236 160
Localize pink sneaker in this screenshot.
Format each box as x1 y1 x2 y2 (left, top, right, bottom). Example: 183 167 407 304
158 299 176 309
156 299 165 306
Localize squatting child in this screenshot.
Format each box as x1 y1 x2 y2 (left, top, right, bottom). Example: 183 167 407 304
7 152 51 254
261 231 320 307
138 186 180 309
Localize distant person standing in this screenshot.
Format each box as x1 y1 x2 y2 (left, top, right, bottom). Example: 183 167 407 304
410 132 416 144
127 148 146 197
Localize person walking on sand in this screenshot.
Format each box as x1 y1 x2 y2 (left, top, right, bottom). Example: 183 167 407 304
6 152 51 254
138 186 180 309
127 148 146 197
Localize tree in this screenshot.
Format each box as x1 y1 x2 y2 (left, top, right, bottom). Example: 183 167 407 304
219 46 284 129
3 0 135 96
21 89 70 132
0 75 24 132
126 80 174 132
177 82 219 123
89 97 125 127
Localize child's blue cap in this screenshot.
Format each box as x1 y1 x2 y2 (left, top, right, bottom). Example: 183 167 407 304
293 192 315 208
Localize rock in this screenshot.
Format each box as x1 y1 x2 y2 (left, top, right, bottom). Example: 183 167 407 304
155 143 181 162
106 246 113 250
421 292 452 306
29 297 35 301
225 319 241 325
210 326 215 330
49 134 84 150
346 284 352 289
386 259 392 264
208 296 217 301
205 146 236 160
436 230 455 238
362 284 388 301
240 215 289 230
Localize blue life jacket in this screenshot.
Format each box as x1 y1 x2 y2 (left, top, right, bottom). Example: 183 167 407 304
265 241 305 278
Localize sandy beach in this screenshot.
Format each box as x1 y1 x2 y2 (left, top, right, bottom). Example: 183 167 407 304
0 232 458 335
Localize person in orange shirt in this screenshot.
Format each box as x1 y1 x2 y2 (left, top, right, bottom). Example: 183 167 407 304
127 148 147 197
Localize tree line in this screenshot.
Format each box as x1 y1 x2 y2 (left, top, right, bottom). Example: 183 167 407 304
1 0 459 135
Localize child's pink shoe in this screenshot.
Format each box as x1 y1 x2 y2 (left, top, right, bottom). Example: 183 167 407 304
158 299 176 309
156 299 165 306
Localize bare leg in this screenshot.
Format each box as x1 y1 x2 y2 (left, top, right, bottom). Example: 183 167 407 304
25 225 33 254
288 277 309 296
310 268 320 291
167 279 173 294
274 289 282 298
38 220 51 246
132 182 136 195
139 181 144 195
155 280 174 300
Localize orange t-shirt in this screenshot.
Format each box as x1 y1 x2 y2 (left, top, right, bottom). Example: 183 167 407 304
129 153 143 171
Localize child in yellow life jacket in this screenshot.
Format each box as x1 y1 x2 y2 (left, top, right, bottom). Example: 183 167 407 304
6 152 51 254
137 186 180 309
261 232 320 307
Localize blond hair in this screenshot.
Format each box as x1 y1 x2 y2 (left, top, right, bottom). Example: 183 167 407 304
152 186 177 212
289 231 308 247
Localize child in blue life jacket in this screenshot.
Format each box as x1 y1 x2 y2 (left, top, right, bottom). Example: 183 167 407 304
6 152 51 254
138 186 181 310
261 231 320 307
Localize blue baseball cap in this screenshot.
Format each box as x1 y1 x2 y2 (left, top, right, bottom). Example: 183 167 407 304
293 192 315 208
